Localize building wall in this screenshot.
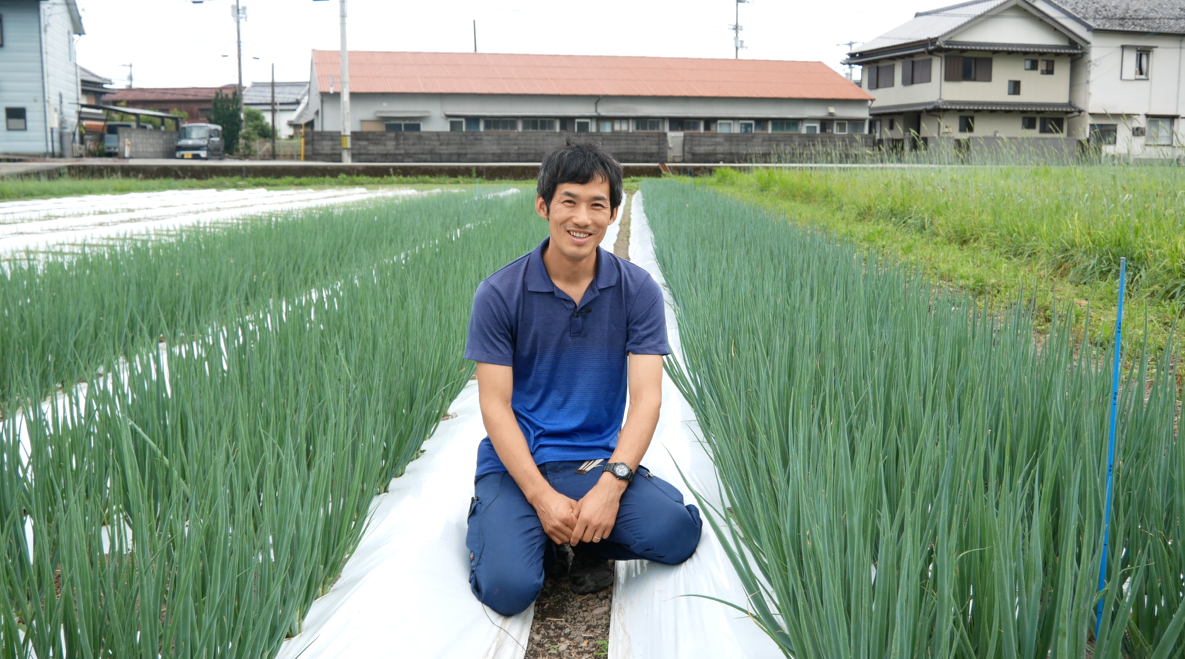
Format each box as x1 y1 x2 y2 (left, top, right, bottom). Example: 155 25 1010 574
308 130 667 163
313 91 870 133
115 126 178 159
954 5 1071 44
41 0 81 156
0 0 49 154
682 133 874 162
941 53 1072 103
861 56 940 107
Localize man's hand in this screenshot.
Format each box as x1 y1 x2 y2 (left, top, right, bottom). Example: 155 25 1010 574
571 474 627 545
530 489 580 545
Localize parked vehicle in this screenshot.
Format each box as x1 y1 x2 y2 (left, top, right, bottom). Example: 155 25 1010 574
175 123 225 160
103 122 138 157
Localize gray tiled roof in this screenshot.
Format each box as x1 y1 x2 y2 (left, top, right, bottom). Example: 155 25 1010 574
242 81 309 108
869 100 1082 114
1051 0 1185 34
857 0 1008 53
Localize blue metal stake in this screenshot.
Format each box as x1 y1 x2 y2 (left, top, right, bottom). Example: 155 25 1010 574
1095 256 1127 641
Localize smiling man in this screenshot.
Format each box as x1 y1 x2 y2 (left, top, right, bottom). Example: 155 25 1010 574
463 141 702 616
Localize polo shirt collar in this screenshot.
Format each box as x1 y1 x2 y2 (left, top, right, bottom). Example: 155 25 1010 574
525 237 620 295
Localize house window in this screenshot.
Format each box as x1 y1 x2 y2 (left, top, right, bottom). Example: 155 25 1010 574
522 118 556 131
835 121 848 134
598 120 612 132
574 119 591 132
738 120 755 133
634 118 663 132
755 120 767 132
449 119 463 132
1040 59 1055 75
1147 117 1173 145
6 107 27 131
612 119 630 132
1136 50 1151 79
1089 124 1117 145
668 119 702 132
465 118 481 131
902 60 912 85
888 118 896 131
866 63 895 89
384 122 420 132
717 120 733 133
804 122 819 134
905 58 931 84
1024 59 1038 71
771 120 800 133
1008 80 1021 95
1021 116 1037 130
958 116 975 133
820 120 833 134
1039 117 1064 134
945 56 992 82
483 118 517 131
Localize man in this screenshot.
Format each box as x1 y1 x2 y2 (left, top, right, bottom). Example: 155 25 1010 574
464 141 702 616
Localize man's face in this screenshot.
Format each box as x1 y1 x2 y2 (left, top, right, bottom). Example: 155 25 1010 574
536 178 618 265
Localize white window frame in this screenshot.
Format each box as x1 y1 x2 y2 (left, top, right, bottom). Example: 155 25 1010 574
1146 117 1173 146
717 120 734 133
574 118 591 133
738 120 755 134
598 120 612 133
771 120 800 133
835 121 848 134
449 119 464 132
804 122 819 134
1135 50 1151 80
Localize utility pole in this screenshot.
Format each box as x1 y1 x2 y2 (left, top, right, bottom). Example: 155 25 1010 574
234 0 245 123
340 0 351 164
121 63 133 88
838 41 860 80
732 0 750 59
271 63 277 160
473 19 478 53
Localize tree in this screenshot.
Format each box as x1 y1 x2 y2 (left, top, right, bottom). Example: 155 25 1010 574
241 106 274 142
211 89 243 155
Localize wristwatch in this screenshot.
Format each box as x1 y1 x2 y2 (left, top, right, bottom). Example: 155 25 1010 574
605 462 634 482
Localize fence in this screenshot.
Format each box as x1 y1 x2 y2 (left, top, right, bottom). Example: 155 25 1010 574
306 131 668 164
114 127 178 159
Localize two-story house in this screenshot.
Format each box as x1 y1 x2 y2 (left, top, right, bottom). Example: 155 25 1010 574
0 0 85 157
850 0 1185 158
1037 0 1185 158
846 0 1084 154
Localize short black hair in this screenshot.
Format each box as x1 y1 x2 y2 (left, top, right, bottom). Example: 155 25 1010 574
536 138 624 214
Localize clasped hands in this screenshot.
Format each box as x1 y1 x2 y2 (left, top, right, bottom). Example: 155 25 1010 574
531 475 627 546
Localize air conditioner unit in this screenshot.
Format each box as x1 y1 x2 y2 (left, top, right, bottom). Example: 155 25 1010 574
1132 126 1147 137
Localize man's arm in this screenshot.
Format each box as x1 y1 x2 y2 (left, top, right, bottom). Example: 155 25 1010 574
476 361 577 545
570 352 663 545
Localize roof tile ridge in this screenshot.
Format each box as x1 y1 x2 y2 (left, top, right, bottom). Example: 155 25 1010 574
916 0 1002 17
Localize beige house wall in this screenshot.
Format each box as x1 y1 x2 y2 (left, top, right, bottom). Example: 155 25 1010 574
861 57 939 106
954 5 1071 45
940 53 1072 103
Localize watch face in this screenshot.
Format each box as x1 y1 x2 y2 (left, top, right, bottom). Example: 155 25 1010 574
612 464 630 478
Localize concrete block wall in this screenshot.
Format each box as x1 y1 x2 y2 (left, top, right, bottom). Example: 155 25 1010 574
309 132 668 163
682 133 876 163
116 127 179 159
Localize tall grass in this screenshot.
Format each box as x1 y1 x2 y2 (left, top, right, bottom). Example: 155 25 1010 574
712 166 1185 303
644 180 1184 658
0 193 545 657
0 193 496 416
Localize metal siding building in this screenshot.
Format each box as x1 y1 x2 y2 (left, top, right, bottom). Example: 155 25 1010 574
0 0 83 156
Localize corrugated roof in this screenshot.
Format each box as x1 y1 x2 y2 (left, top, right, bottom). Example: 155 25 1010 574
310 51 873 101
857 0 1008 53
106 86 238 103
78 66 112 86
243 81 309 107
1052 0 1185 34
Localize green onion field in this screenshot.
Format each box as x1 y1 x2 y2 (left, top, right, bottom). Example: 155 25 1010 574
0 191 544 657
646 178 1183 658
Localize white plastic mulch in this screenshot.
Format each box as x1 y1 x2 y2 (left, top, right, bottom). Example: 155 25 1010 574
0 187 427 255
277 194 781 658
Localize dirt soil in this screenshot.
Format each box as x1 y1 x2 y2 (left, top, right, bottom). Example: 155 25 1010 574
525 562 614 658
524 196 632 658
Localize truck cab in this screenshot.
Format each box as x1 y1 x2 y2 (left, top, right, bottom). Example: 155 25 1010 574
175 123 225 160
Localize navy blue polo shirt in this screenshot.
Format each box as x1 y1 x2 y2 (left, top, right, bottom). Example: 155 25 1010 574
464 237 670 478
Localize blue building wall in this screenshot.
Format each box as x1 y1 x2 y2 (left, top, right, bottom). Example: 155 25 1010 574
0 0 82 156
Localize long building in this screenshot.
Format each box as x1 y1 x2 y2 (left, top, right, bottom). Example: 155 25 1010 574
294 51 872 163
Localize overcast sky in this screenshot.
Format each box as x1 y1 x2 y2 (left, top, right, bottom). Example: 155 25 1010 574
75 0 924 89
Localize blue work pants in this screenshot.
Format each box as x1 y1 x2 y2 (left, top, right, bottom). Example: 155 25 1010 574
466 461 702 616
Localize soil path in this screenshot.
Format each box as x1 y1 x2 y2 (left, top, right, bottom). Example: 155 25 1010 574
524 198 631 659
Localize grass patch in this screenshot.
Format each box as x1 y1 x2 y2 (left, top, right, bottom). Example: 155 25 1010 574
698 166 1185 352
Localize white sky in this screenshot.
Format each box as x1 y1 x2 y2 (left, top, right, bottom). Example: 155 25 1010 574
75 0 924 89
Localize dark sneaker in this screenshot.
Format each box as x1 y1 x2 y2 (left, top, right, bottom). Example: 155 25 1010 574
569 545 613 594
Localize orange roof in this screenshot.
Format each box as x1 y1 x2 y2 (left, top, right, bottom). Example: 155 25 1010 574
312 51 872 101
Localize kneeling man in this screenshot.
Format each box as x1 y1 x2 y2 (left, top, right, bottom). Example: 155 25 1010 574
464 141 702 616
